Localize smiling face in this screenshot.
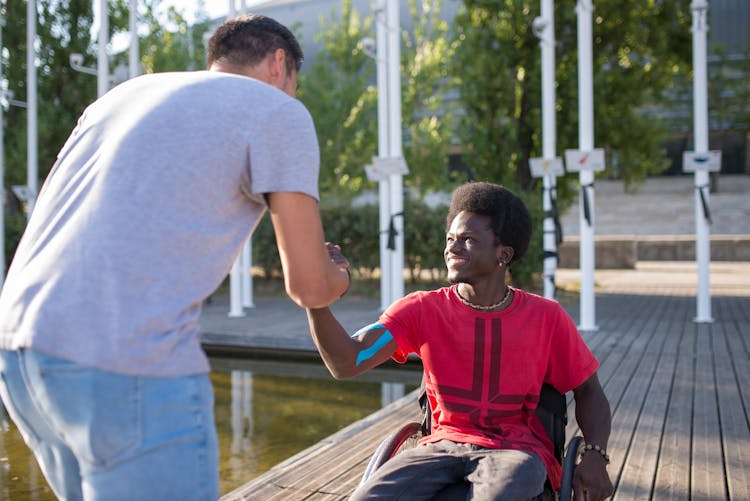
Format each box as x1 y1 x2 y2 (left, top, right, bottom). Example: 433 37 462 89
444 211 506 285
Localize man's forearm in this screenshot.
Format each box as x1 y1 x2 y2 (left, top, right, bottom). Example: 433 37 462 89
574 379 612 449
306 307 361 379
572 373 614 500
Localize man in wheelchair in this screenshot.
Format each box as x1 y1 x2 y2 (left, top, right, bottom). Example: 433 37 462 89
307 182 614 500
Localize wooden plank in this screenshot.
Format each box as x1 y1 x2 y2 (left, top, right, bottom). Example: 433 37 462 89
269 430 391 498
691 323 727 501
567 294 668 438
258 431 389 499
605 297 678 494
714 320 750 501
652 316 694 501
565 293 665 444
223 390 421 500
723 296 750 325
614 300 684 500
577 294 655 356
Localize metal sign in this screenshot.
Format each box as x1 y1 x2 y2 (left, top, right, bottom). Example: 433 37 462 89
564 148 605 172
365 156 409 182
683 150 721 172
11 185 34 202
529 157 564 178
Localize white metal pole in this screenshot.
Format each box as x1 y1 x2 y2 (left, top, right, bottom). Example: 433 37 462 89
386 0 404 303
0 16 5 289
691 0 713 322
241 238 254 308
26 0 37 217
97 0 109 97
576 0 597 331
540 0 557 300
228 256 244 317
374 0 391 311
381 382 405 407
228 0 237 17
129 0 139 78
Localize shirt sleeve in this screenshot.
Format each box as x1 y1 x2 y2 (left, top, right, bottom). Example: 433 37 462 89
378 293 422 364
246 99 320 201
544 305 599 393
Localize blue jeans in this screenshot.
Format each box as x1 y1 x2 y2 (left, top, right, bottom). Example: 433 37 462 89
0 349 219 500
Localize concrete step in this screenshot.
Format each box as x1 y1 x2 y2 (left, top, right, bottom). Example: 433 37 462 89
557 235 750 268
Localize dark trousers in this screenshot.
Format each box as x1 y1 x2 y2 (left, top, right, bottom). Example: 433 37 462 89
351 440 547 501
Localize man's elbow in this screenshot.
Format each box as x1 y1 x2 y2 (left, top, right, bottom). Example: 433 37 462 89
286 284 336 309
329 366 357 380
323 361 360 380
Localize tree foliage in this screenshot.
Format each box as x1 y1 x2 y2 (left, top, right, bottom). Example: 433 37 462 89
449 0 693 284
298 0 459 201
297 0 377 199
137 1 212 73
400 0 460 196
3 0 97 188
453 0 693 194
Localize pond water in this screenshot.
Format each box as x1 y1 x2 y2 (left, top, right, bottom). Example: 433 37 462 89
0 357 420 499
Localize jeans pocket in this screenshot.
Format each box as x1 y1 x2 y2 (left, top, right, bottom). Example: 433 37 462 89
29 354 141 468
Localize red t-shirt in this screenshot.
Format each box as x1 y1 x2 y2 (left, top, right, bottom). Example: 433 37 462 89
379 285 599 489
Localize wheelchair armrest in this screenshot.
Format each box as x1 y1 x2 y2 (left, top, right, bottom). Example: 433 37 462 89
360 421 422 486
559 435 584 501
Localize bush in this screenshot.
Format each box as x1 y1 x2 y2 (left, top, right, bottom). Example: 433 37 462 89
250 199 450 284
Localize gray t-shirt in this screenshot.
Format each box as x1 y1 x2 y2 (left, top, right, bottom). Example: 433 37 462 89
0 71 320 376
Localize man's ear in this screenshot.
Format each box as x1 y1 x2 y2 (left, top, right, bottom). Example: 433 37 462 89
269 48 287 84
496 245 515 265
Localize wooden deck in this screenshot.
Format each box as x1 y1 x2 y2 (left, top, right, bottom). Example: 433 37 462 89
221 292 750 500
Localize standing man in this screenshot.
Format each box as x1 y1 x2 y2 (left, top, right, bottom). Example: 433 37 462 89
308 182 613 500
0 14 348 500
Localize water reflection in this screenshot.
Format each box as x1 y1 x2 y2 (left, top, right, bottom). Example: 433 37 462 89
1 357 420 499
0 405 54 500
212 357 419 494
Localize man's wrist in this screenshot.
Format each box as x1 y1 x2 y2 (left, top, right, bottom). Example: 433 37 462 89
580 443 610 464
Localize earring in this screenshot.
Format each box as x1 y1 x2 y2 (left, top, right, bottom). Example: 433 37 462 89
498 260 505 267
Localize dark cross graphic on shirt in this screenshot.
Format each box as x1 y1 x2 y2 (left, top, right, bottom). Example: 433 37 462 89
435 317 539 429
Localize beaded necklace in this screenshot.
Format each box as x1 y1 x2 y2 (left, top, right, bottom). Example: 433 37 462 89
455 286 512 311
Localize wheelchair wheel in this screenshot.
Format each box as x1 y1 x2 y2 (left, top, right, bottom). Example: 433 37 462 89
359 421 422 486
559 435 583 501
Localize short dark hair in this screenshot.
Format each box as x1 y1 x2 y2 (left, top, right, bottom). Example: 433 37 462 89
445 182 532 263
207 14 304 74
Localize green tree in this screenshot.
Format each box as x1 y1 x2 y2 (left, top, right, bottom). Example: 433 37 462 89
138 1 212 73
3 0 100 268
401 0 460 196
298 0 459 201
453 0 692 191
297 0 377 199
3 0 97 190
451 0 692 284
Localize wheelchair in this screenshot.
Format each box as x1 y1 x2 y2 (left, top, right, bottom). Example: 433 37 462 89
359 382 583 501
